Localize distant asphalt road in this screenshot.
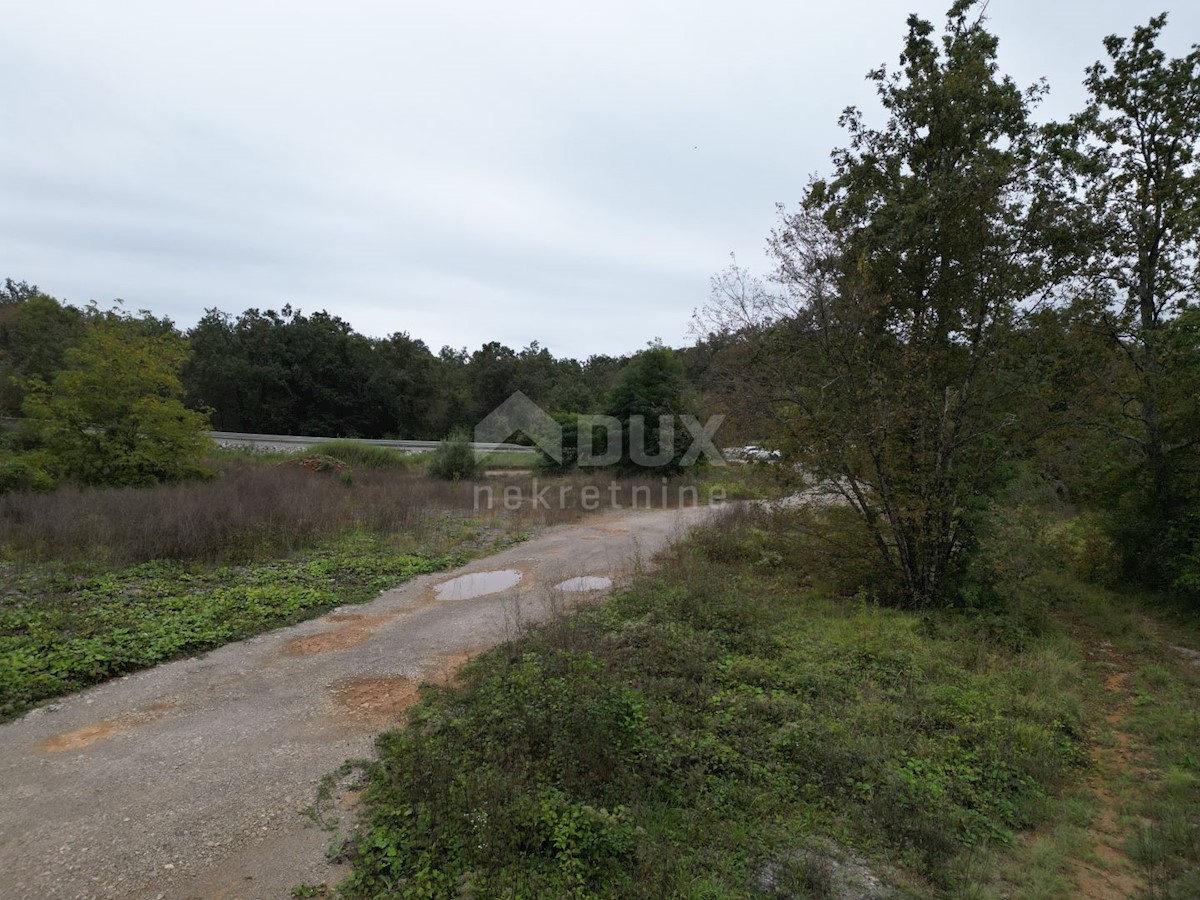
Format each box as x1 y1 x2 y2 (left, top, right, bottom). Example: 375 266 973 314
206 431 535 454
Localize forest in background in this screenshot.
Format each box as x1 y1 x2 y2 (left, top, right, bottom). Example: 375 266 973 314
0 279 729 441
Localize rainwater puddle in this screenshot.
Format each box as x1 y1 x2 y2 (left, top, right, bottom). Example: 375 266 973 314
434 569 523 600
553 576 613 592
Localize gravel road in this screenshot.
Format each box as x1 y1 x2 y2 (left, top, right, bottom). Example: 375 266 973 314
0 505 714 899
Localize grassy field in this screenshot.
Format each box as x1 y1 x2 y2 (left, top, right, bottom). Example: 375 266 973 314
336 504 1200 899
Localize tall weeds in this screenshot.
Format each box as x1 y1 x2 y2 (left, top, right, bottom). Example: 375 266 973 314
0 460 708 566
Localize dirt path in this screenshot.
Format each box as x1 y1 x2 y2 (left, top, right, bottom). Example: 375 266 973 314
0 505 714 900
1072 646 1146 900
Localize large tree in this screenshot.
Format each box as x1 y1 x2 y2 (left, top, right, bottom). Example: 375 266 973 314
23 317 212 486
606 345 690 474
0 284 87 415
701 1 1049 606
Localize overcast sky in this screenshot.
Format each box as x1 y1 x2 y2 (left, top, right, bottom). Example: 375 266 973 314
3 1 1196 359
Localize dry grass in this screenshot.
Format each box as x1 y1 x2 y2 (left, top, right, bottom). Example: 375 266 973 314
0 460 708 566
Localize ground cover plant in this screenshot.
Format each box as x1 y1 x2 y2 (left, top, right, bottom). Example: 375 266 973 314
0 530 470 721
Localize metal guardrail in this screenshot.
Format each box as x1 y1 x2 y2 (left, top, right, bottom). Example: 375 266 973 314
205 431 535 453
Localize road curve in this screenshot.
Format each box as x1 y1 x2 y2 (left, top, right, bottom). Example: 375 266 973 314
0 505 714 900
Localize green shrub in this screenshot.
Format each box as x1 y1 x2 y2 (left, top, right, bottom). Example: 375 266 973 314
0 453 55 493
427 431 478 481
21 318 213 487
536 411 583 474
1042 511 1119 585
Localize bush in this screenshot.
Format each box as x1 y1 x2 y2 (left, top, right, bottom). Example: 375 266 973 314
428 431 478 481
21 318 212 487
1042 511 1119 585
0 453 55 493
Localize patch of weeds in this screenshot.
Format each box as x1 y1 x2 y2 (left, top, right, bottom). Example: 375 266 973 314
1121 649 1200 897
317 440 420 471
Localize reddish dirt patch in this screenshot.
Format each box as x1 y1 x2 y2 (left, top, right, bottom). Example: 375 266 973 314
333 677 420 725
41 721 124 753
41 701 176 753
283 613 395 656
337 789 364 811
330 645 491 727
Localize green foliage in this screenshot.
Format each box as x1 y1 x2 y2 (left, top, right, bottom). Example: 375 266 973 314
22 318 212 487
346 649 646 897
179 305 638 441
0 533 466 720
0 282 87 415
1122 654 1200 896
700 3 1048 607
1041 16 1200 601
427 431 478 481
535 411 607 474
0 452 55 493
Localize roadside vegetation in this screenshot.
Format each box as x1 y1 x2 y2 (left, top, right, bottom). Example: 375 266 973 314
0 531 468 721
340 497 1200 899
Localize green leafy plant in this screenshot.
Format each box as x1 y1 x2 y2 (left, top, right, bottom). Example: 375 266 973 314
427 430 478 481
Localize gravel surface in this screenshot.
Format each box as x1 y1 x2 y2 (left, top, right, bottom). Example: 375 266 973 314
0 505 714 899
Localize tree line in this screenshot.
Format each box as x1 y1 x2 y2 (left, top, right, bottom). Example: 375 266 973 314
1 278 732 487
1 283 731 442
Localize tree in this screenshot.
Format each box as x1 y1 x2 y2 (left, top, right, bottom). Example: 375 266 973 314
469 341 521 423
700 1 1048 606
1047 14 1200 588
606 345 689 474
23 318 212 486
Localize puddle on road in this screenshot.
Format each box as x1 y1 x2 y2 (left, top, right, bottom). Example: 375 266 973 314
553 576 613 592
434 569 522 601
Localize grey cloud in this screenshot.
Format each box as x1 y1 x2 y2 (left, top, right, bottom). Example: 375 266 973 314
2 1 1196 358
